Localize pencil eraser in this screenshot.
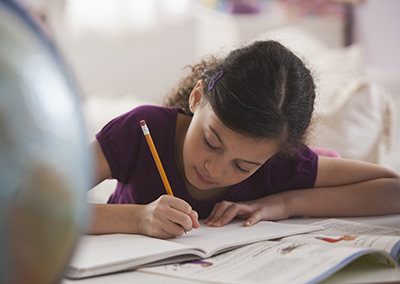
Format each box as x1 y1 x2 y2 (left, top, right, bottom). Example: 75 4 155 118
140 120 150 135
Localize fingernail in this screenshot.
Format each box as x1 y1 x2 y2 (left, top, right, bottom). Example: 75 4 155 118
214 221 221 227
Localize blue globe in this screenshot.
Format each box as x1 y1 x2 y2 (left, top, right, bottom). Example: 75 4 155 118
0 1 91 283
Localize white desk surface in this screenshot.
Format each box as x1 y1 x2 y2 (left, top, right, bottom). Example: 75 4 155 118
62 214 400 284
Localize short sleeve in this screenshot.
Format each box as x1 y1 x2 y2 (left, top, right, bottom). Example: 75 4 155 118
95 108 145 184
95 105 179 186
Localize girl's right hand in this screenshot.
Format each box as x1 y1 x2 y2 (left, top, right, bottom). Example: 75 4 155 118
137 195 200 239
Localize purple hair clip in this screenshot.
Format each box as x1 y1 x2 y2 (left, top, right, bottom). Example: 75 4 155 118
208 71 224 91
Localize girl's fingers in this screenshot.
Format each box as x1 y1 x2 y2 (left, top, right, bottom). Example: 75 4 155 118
143 195 198 238
143 217 180 239
189 210 200 229
162 195 192 215
159 195 197 231
206 201 243 227
162 221 188 238
203 215 212 224
205 202 230 226
211 204 241 227
157 228 179 239
203 202 220 224
163 210 199 238
166 208 196 232
244 209 263 227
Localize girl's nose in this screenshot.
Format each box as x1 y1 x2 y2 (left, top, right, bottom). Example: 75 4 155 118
204 159 224 178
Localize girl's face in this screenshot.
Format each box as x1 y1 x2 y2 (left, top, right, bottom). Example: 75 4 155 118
183 83 278 191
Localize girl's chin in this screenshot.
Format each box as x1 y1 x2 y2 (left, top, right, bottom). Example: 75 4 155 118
188 179 214 190
186 175 215 191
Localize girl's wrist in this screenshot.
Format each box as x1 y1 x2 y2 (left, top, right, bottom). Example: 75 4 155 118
273 190 298 219
284 188 318 218
283 193 296 218
120 204 143 234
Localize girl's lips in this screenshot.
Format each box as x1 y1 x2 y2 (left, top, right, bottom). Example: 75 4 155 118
195 169 213 185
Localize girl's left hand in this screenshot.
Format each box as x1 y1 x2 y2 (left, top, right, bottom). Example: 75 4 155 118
203 194 290 227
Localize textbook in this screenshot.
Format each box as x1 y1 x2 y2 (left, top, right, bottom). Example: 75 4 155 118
65 220 322 279
141 219 400 284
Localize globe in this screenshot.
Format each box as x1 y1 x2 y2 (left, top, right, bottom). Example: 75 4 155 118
0 1 91 283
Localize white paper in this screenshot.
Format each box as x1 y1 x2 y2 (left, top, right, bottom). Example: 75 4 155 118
169 219 323 255
309 219 400 236
65 219 322 279
142 240 393 284
280 219 400 260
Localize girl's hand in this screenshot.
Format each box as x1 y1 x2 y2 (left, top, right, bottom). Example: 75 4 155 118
137 195 200 239
203 194 290 227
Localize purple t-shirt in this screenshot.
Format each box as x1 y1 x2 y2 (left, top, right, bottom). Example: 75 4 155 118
96 105 318 219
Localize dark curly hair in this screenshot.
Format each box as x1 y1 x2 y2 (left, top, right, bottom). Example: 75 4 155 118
164 40 315 156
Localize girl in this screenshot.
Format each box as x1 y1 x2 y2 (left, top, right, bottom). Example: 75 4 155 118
89 40 400 239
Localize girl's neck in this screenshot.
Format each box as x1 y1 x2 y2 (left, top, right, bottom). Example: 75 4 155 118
175 113 232 201
185 182 232 201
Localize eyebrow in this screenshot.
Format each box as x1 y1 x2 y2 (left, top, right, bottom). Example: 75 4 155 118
209 126 263 166
209 126 226 148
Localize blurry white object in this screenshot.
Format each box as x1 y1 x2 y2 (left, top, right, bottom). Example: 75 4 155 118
64 0 192 35
258 26 399 171
193 4 343 60
82 92 156 139
0 0 90 283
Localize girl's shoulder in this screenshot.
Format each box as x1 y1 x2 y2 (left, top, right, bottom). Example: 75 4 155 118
96 105 182 147
95 105 182 184
104 105 181 129
122 104 180 120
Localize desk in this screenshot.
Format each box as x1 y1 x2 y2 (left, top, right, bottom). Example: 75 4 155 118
62 214 400 284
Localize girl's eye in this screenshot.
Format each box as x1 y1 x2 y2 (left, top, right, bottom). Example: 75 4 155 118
204 136 251 174
203 137 219 151
234 162 250 174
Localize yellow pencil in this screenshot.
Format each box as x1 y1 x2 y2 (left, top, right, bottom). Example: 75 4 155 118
140 120 174 196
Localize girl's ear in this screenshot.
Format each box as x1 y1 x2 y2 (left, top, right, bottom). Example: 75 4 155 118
189 80 204 113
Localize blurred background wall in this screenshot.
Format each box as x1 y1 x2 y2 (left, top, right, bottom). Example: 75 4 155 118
353 0 400 75
46 0 399 104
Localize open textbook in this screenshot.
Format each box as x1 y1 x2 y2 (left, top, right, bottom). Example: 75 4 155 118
141 219 400 284
65 219 321 279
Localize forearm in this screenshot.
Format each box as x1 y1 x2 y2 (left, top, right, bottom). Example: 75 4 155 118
87 203 142 235
286 177 400 218
204 159 400 227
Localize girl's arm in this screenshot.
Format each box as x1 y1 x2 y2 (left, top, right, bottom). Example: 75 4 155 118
288 157 400 217
89 198 199 238
204 157 400 227
87 140 199 238
90 139 112 187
